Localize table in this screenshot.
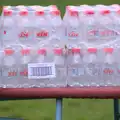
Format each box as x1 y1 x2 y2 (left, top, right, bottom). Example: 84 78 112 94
0 87 120 120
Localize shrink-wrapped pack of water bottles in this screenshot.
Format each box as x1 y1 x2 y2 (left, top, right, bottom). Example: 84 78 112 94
0 4 120 88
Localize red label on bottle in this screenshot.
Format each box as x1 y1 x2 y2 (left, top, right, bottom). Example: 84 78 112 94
36 31 48 37
8 71 17 76
20 70 28 76
68 32 79 37
4 31 6 34
103 68 114 74
19 32 29 38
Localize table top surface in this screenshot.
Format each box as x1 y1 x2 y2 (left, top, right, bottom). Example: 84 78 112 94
0 87 120 99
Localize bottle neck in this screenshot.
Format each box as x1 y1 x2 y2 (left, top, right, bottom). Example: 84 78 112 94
89 53 96 63
37 55 45 62
105 53 113 64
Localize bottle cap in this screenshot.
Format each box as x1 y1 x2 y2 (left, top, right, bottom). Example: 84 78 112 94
85 10 94 15
104 48 113 53
88 48 97 53
54 48 63 55
101 10 110 15
21 49 30 55
117 10 120 14
19 10 28 16
35 10 44 16
72 48 80 53
37 49 46 55
69 10 78 16
51 10 60 16
4 49 14 55
3 10 12 16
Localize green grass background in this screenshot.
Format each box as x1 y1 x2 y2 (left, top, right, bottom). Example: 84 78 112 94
0 0 120 120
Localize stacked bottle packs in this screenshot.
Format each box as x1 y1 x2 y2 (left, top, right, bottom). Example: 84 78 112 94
67 47 119 87
64 5 120 47
1 5 64 47
0 5 120 88
0 47 66 88
64 4 120 87
0 5 66 88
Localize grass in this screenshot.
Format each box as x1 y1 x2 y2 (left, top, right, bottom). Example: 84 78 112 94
0 0 119 119
0 99 114 120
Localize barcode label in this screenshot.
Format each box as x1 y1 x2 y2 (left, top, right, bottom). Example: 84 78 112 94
28 63 56 79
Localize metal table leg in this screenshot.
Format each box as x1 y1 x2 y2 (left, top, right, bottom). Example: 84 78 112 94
114 99 120 120
56 98 63 120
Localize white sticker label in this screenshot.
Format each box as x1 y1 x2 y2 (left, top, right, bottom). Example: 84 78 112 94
28 63 56 79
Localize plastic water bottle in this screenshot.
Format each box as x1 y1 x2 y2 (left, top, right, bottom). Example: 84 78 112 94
110 5 120 37
35 10 51 47
2 48 19 88
67 48 85 87
64 9 80 48
102 48 115 86
95 8 116 43
18 48 32 88
82 9 97 44
50 10 63 46
83 48 101 86
28 48 49 87
2 9 18 47
49 48 66 87
17 10 35 47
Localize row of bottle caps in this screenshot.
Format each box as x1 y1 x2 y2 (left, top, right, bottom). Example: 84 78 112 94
1 4 120 49
0 47 116 55
2 4 120 16
1 47 120 64
1 5 60 19
65 4 120 14
2 5 58 14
